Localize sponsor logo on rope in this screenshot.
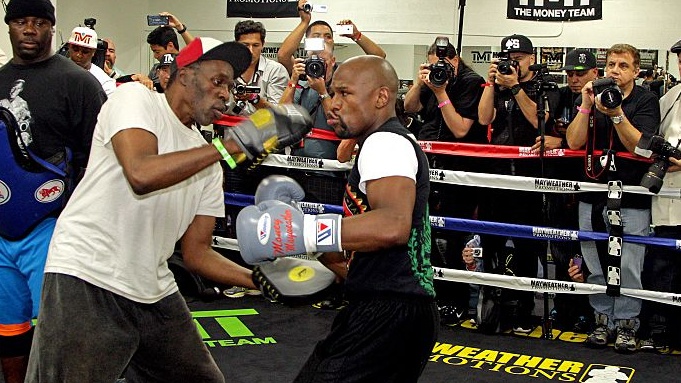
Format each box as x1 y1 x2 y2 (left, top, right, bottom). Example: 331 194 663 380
532 227 579 241
285 155 325 169
534 178 581 191
530 279 576 292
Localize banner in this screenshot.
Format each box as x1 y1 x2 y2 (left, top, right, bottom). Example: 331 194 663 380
507 0 602 22
226 0 299 18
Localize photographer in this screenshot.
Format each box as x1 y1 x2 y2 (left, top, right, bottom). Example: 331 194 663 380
404 37 486 324
638 39 681 353
277 0 385 76
477 34 560 334
231 20 289 116
66 26 115 96
550 49 599 332
566 43 660 353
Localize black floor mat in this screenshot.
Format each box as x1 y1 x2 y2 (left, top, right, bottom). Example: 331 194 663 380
188 296 680 383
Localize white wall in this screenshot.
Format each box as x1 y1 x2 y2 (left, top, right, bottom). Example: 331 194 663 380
0 0 679 79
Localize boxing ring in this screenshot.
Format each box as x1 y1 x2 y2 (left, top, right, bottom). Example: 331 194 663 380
216 144 681 305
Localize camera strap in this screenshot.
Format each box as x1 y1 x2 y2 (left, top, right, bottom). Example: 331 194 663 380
584 109 615 181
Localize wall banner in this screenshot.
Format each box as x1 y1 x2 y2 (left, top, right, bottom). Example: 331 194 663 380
507 0 602 22
226 0 299 18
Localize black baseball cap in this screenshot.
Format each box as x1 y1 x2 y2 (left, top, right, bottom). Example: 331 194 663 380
500 34 534 54
671 39 681 54
560 49 597 71
159 53 176 67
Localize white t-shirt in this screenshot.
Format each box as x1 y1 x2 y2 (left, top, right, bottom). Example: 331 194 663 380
46 83 224 303
89 63 116 96
357 131 418 194
653 84 681 226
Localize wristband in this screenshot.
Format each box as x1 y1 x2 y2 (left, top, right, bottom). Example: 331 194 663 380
288 81 297 88
212 137 237 169
438 99 451 109
481 82 493 87
176 24 187 34
352 32 362 42
510 84 521 95
576 106 590 115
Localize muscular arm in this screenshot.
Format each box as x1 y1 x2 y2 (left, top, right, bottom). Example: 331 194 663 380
111 128 240 195
433 86 475 138
566 82 594 149
403 79 423 113
340 176 415 252
277 8 311 75
181 215 256 289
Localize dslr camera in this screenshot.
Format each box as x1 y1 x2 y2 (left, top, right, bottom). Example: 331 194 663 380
232 84 261 96
592 78 623 109
305 56 326 79
635 134 681 194
428 36 455 87
300 38 326 80
496 52 519 75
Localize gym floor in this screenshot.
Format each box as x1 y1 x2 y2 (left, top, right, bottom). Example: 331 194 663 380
191 296 677 383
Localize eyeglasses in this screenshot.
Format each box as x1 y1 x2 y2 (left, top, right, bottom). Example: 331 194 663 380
566 70 590 77
70 45 94 55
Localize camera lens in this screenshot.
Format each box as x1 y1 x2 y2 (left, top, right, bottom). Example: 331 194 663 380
302 3 312 12
598 88 623 109
428 61 451 87
497 61 513 75
305 58 326 78
429 68 447 87
640 160 668 194
233 84 246 95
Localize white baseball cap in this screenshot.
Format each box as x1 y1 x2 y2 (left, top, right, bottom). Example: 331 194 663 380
68 26 98 50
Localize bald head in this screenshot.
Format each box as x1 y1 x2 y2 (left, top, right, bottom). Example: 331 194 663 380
329 55 400 140
339 55 399 101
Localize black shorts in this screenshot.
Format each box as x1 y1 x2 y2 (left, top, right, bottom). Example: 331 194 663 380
294 296 439 383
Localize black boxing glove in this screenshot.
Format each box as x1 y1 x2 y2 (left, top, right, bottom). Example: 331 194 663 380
227 104 312 162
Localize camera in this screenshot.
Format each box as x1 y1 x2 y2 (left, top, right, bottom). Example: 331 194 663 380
592 78 623 109
301 3 328 13
147 15 169 26
472 248 483 258
635 134 681 194
428 36 455 87
496 52 519 75
305 56 326 79
300 38 326 81
232 84 261 96
84 18 96 29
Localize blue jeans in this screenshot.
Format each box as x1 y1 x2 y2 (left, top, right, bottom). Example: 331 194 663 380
578 202 650 330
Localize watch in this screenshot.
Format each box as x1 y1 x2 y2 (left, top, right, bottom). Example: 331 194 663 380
320 93 331 101
510 84 521 96
611 114 625 124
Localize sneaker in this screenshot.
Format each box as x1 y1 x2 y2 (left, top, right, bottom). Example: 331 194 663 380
638 338 655 352
439 305 465 325
614 326 637 353
512 314 534 334
586 313 612 348
223 286 261 298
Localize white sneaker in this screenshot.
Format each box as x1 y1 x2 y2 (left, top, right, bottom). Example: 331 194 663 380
223 286 261 298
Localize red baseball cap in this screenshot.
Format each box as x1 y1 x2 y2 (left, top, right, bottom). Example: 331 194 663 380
175 37 251 78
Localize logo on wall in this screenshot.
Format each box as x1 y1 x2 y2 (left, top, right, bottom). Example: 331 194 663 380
226 0 299 18
507 0 602 21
